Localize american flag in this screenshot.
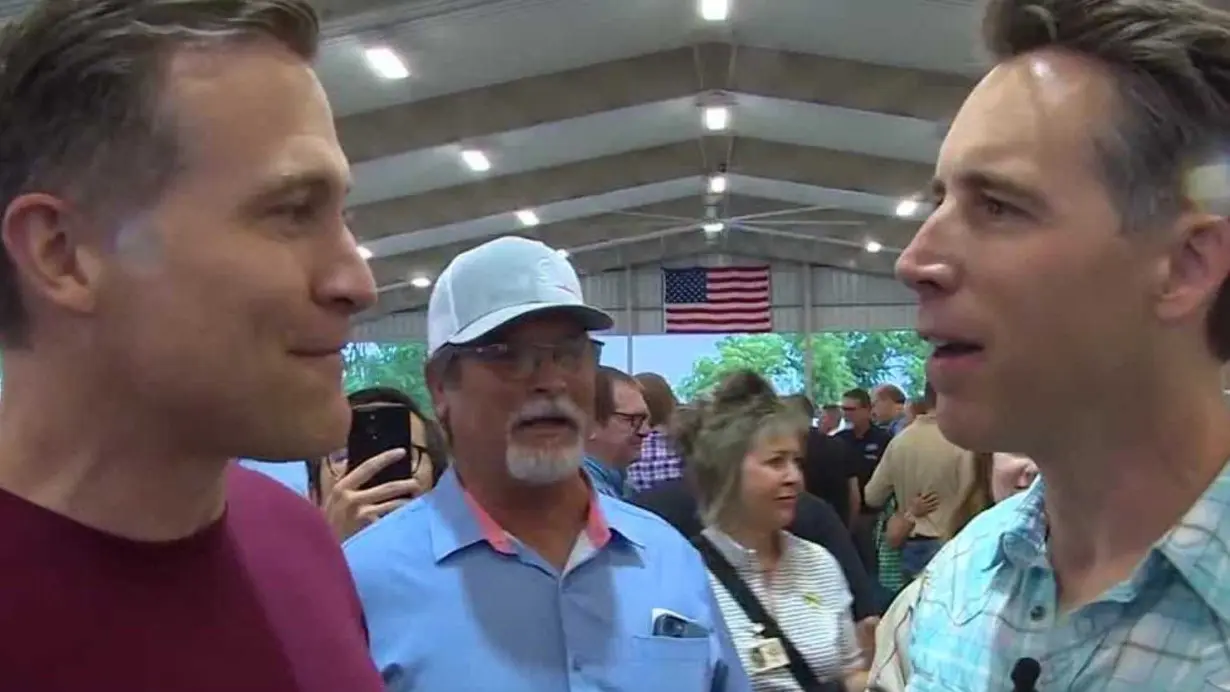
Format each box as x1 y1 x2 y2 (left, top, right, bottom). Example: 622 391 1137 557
662 266 772 333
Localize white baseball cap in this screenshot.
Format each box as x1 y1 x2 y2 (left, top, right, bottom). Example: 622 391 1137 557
426 236 613 356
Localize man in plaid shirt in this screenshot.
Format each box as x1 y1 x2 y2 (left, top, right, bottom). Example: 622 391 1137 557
627 429 682 492
892 0 1230 689
626 373 684 492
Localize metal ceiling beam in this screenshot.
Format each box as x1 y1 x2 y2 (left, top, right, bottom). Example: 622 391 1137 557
335 43 973 163
370 215 905 316
367 194 919 286
348 137 933 243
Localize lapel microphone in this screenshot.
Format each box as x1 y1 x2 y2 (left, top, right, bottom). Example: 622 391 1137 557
1011 657 1041 691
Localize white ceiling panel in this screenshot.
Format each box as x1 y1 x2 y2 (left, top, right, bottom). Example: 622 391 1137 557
347 96 943 207
317 0 701 116
348 97 702 205
734 94 942 164
362 177 706 258
734 0 985 76
728 175 928 218
360 175 926 259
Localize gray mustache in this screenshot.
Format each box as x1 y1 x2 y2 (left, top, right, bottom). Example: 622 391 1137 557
511 398 584 429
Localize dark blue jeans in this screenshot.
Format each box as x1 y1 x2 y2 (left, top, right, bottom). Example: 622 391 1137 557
901 538 942 581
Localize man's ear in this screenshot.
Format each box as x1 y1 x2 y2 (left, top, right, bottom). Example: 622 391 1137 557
1 193 104 318
1154 213 1230 333
424 360 452 424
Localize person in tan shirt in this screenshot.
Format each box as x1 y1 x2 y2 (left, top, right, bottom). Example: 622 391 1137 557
863 386 971 580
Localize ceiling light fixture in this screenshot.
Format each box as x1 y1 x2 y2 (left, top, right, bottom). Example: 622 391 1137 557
895 198 920 218
707 174 727 194
410 276 432 289
357 245 374 260
515 209 540 227
865 240 883 253
702 221 725 234
703 105 729 132
363 46 410 80
461 149 491 172
699 0 730 21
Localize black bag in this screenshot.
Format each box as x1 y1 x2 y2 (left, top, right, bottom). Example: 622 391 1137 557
692 536 846 692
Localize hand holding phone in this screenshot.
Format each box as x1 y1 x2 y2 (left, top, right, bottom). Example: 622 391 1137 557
322 448 425 541
347 404 417 491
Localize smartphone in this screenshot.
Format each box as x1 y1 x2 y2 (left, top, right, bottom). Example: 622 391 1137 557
650 608 707 638
346 403 414 491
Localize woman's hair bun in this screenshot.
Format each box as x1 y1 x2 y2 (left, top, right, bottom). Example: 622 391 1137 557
711 369 777 407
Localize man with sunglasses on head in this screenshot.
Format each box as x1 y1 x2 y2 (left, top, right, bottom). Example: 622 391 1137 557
345 236 749 692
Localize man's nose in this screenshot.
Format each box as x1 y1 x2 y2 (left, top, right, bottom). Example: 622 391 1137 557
895 207 959 298
526 355 569 397
318 230 378 315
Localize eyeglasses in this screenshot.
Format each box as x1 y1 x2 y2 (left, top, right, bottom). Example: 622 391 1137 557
611 411 649 430
456 335 601 379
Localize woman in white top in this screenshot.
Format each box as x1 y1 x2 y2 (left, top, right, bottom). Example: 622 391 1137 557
673 370 868 692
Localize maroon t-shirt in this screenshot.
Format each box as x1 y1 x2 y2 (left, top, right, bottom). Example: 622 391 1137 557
0 465 385 691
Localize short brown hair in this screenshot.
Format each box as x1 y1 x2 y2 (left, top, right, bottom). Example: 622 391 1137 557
981 0 1230 361
842 388 872 408
0 0 319 345
634 372 677 427
594 366 638 425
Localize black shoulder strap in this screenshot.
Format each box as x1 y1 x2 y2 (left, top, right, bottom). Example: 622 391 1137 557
693 536 844 692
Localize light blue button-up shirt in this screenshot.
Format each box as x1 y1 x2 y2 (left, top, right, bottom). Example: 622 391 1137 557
344 467 750 692
582 455 632 499
905 461 1230 691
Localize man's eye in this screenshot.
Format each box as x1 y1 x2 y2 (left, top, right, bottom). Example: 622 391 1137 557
270 203 315 221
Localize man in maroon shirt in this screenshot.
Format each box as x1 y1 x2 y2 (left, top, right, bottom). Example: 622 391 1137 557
0 2 384 690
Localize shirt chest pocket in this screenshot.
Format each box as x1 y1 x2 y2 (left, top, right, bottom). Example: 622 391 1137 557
602 635 710 692
906 590 995 688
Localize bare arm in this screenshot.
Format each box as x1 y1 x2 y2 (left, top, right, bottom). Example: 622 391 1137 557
863 441 899 509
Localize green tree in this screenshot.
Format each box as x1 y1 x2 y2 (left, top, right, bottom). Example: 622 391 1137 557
677 334 801 400
342 341 432 415
797 333 859 404
679 330 930 404
838 331 930 398
888 332 931 398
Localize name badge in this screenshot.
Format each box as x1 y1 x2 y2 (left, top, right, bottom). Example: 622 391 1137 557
746 637 789 674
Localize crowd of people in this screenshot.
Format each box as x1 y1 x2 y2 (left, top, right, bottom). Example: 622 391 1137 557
0 0 1228 690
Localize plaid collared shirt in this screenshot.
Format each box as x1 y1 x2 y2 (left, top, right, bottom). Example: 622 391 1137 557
626 428 683 493
906 460 1230 691
876 495 905 595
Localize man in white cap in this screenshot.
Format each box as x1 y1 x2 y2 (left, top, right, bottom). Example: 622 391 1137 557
345 236 749 692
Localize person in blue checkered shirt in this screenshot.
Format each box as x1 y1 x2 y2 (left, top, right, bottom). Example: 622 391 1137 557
888 0 1230 689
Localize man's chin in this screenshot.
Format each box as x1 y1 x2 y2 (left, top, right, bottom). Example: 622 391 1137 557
505 444 583 485
258 407 349 462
